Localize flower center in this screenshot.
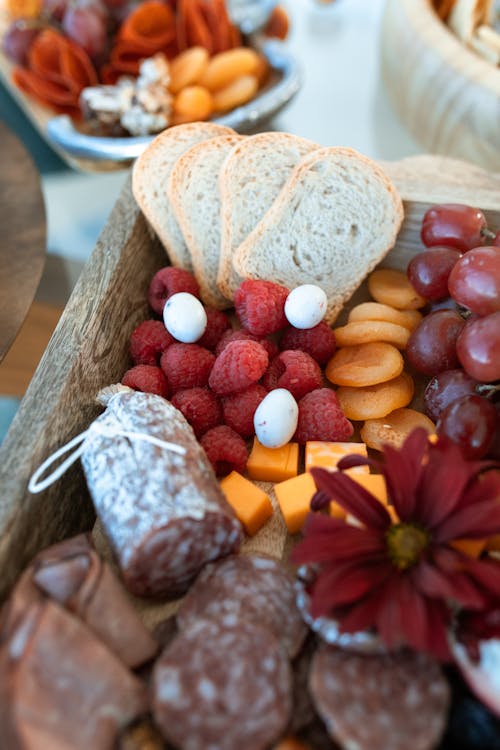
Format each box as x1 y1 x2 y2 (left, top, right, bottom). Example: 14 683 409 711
386 523 430 570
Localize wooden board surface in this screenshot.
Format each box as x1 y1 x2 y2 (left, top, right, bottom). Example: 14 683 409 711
0 120 47 362
0 153 500 600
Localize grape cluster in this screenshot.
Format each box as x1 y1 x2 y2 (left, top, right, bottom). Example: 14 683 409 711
406 204 499 459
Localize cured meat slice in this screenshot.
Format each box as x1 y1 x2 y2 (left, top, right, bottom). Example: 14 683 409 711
309 645 450 750
81 390 243 597
176 554 307 658
153 619 292 750
1 533 158 668
0 600 148 750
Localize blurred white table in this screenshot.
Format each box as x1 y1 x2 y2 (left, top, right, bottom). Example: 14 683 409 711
1 0 422 304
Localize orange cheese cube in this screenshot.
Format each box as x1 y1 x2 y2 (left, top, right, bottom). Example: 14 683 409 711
247 437 299 482
451 539 487 558
305 441 369 475
220 471 273 536
329 474 388 520
274 473 316 534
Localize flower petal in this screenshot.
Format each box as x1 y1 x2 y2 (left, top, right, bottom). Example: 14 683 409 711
424 599 452 661
461 556 500 600
412 558 486 610
311 468 391 530
416 440 480 528
309 559 392 616
338 587 385 635
433 500 500 543
379 428 429 521
337 454 379 472
292 524 385 567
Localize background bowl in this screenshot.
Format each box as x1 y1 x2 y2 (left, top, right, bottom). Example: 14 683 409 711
381 0 500 170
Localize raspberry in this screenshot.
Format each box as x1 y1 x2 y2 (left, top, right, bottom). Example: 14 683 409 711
222 384 267 438
294 388 353 444
171 387 222 437
122 365 169 399
160 343 215 394
130 320 174 366
215 328 278 360
209 340 268 395
262 350 323 400
197 307 232 351
200 425 248 477
148 267 200 315
234 279 289 336
279 322 336 366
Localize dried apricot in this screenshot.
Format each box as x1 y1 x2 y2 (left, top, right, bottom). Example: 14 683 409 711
212 74 259 113
332 320 411 349
348 302 422 332
172 85 214 123
200 47 261 91
169 47 209 94
360 408 436 451
368 268 427 310
336 372 415 421
325 342 403 387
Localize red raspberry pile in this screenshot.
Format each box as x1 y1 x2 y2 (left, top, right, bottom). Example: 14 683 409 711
122 269 353 477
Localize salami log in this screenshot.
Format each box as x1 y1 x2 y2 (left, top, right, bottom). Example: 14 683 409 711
309 645 450 750
2 533 158 668
0 599 148 750
81 390 243 597
176 554 307 658
153 618 292 750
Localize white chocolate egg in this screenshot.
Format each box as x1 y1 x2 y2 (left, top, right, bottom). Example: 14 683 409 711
163 292 207 343
253 388 299 448
284 284 328 329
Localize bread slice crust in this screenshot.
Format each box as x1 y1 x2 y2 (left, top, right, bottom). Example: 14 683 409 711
168 133 243 309
132 122 234 270
232 147 405 324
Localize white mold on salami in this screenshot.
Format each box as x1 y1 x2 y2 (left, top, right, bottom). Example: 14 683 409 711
81 391 243 597
152 619 292 750
309 645 450 750
176 554 307 658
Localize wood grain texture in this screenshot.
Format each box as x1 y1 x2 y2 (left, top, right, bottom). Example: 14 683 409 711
381 0 500 170
0 154 499 600
0 120 46 362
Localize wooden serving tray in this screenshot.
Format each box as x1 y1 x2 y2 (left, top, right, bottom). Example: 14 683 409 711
1 154 500 601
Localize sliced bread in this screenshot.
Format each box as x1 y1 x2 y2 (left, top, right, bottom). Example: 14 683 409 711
132 122 234 270
168 133 243 309
217 131 318 300
232 147 405 324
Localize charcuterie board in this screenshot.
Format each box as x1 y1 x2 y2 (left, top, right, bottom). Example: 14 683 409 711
1 152 500 603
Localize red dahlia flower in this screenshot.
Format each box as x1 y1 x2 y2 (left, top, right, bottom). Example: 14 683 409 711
292 428 500 661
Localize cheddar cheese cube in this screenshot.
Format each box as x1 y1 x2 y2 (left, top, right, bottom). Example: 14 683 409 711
305 441 369 475
247 437 299 483
220 471 273 536
274 473 316 535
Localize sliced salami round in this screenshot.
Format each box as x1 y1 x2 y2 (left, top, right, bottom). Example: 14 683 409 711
153 619 292 750
309 645 450 750
176 554 307 658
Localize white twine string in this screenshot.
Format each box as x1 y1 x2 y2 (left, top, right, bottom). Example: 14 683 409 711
28 421 186 494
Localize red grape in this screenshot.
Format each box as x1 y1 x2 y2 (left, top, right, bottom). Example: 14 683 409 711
448 246 500 316
421 203 486 252
62 0 108 60
424 368 478 421
456 312 500 382
407 246 462 300
406 309 465 376
437 394 497 459
2 21 40 65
